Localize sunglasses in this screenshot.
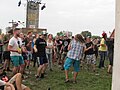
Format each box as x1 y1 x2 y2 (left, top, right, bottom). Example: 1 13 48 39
17 41 21 48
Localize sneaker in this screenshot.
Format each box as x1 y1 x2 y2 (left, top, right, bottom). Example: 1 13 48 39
36 75 39 79
73 80 77 84
61 68 64 70
7 68 12 72
50 69 53 71
48 88 50 90
22 75 24 79
40 73 44 78
37 77 42 81
107 71 112 74
26 66 29 69
101 67 105 69
64 79 69 83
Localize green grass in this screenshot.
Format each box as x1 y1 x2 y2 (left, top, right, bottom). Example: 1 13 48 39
23 59 112 90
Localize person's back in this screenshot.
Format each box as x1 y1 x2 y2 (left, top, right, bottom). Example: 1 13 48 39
107 38 114 54
36 37 47 56
67 39 83 60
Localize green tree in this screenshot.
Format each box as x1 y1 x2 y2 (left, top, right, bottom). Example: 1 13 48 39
57 31 63 36
81 31 92 38
91 35 101 39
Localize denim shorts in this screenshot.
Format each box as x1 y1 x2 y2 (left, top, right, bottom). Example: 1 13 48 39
64 57 80 72
27 51 32 60
11 56 24 67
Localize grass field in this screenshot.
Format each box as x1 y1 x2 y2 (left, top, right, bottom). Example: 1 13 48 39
22 59 112 90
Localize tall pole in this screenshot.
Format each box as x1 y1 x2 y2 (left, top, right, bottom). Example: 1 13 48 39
26 0 28 28
112 0 120 90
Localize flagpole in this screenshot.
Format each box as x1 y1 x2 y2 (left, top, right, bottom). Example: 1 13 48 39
26 0 28 28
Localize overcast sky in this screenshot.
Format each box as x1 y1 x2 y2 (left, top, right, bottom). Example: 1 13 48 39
0 0 115 36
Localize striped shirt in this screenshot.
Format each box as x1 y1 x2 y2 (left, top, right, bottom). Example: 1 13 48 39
67 39 84 61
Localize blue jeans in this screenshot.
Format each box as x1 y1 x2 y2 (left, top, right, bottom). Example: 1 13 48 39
46 53 52 69
99 51 107 68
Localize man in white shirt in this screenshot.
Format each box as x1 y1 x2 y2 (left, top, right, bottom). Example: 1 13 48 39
8 29 25 75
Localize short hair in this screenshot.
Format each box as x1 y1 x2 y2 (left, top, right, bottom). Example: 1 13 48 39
13 28 20 32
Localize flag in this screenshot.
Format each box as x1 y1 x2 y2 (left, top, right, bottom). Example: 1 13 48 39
18 0 21 7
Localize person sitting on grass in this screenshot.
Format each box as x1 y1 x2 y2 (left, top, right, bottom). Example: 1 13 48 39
64 34 85 83
0 68 30 90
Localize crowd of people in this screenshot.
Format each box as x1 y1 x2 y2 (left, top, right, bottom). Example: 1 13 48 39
0 29 114 89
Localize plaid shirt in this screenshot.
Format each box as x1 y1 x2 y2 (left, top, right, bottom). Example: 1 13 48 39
67 39 84 61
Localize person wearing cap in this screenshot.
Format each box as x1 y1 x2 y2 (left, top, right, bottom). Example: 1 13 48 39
64 34 85 83
34 33 53 79
8 29 25 75
98 32 108 69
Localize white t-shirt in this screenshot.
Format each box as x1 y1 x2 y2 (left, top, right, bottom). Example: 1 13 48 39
8 36 22 56
0 80 6 86
46 40 53 54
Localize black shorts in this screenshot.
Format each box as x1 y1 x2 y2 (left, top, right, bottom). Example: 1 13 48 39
3 51 10 60
32 52 37 60
22 53 27 60
37 55 48 65
0 85 4 90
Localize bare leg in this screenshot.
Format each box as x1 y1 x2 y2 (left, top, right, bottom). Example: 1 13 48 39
14 73 22 90
23 60 27 74
9 73 30 90
92 64 96 72
107 65 112 73
24 87 31 90
73 72 78 81
26 60 30 69
20 64 25 74
3 59 8 70
41 63 48 74
7 60 11 71
37 65 44 76
13 67 19 75
4 83 15 90
65 70 69 80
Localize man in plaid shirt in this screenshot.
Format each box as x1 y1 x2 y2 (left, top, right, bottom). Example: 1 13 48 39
64 34 85 83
